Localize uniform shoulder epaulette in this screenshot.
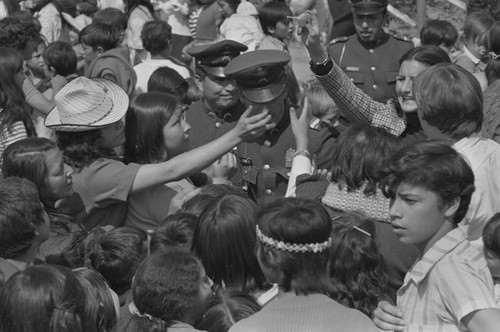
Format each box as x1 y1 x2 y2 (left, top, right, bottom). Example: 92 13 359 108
329 36 348 45
392 34 412 43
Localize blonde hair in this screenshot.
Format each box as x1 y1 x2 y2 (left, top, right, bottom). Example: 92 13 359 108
299 80 338 121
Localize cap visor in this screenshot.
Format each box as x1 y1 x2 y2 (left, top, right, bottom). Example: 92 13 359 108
241 83 286 104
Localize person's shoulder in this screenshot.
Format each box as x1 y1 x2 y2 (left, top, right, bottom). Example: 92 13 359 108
328 35 349 46
388 33 414 50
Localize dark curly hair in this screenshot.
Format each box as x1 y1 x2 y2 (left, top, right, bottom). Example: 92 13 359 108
55 130 115 170
329 123 402 196
328 212 389 317
0 17 38 51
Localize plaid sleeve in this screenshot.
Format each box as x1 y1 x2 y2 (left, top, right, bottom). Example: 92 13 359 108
315 59 407 136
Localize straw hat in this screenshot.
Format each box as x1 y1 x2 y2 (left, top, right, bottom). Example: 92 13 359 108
45 77 129 132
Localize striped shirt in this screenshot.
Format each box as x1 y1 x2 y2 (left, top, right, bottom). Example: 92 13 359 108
315 57 407 136
0 120 27 163
397 227 498 332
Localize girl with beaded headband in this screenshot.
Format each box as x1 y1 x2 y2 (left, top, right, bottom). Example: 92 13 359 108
119 248 214 332
481 21 500 143
229 197 379 332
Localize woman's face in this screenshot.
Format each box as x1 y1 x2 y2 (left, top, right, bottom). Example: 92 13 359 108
162 104 191 157
99 118 126 149
41 149 74 203
396 60 429 113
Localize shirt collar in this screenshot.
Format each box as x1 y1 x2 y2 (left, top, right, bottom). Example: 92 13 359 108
463 45 481 64
406 227 467 285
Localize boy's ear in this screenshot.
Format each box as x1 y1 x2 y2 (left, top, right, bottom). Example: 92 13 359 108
444 197 460 219
267 25 276 35
194 74 204 92
96 46 105 56
48 66 57 76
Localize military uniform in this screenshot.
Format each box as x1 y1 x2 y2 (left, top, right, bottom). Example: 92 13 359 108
327 0 413 103
225 49 338 203
327 33 413 103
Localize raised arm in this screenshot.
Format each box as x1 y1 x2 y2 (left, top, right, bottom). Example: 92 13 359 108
297 11 406 136
130 107 273 194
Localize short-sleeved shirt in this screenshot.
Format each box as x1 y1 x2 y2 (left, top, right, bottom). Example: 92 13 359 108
397 227 498 331
59 158 141 229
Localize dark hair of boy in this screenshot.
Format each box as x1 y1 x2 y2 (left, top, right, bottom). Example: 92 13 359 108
258 1 292 35
381 140 475 224
413 63 483 140
483 212 500 258
0 177 46 259
141 20 172 55
79 22 120 51
92 8 128 32
420 19 458 49
88 226 147 296
43 41 77 77
0 17 39 53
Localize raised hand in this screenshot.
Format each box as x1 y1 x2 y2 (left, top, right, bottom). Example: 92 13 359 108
234 105 274 141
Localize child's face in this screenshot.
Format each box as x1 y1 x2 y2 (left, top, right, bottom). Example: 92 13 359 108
484 249 500 278
464 36 486 60
26 43 46 77
162 104 191 157
192 262 213 319
41 149 74 203
389 183 456 253
82 43 99 64
268 19 294 42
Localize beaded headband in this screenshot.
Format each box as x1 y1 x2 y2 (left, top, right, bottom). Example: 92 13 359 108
256 225 331 253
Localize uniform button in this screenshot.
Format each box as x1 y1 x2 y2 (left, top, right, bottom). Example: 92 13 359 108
372 84 378 89
265 189 272 195
369 49 374 53
244 170 248 174
371 66 376 71
263 164 270 171
263 140 271 147
215 122 222 128
350 78 354 82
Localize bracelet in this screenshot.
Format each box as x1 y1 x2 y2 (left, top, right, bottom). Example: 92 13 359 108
294 149 311 159
311 54 329 66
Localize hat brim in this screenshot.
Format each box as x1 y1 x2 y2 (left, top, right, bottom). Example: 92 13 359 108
240 80 287 104
201 66 227 78
352 6 386 15
45 79 129 132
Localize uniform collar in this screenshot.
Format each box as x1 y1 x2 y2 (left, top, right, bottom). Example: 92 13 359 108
405 227 467 285
463 45 481 64
358 31 389 49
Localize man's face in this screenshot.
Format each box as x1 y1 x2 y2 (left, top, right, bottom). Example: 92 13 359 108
353 12 386 44
242 92 286 126
201 73 239 112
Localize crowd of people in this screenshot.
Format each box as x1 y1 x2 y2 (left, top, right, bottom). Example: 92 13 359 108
1 0 500 331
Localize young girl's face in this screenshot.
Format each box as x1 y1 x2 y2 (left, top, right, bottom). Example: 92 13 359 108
162 104 191 157
484 249 500 278
465 35 486 59
269 19 294 42
41 149 74 203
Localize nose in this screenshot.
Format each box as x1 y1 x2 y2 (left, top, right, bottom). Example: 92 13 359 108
401 78 412 93
361 18 369 28
225 80 237 92
65 164 74 177
183 118 191 133
388 198 401 220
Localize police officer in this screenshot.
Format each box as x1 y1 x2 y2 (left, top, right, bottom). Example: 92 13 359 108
327 0 413 103
186 40 248 150
225 49 337 203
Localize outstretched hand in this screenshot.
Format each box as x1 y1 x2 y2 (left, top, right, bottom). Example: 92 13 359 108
296 10 320 46
235 105 275 141
290 97 310 151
